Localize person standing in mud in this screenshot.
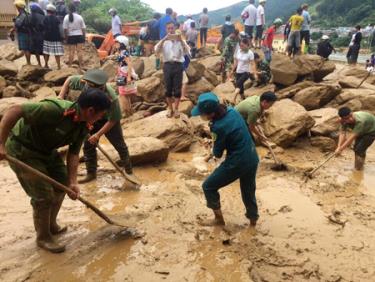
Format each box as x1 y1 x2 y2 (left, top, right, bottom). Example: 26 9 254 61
335 107 375 170
191 92 260 226
58 69 138 184
235 92 277 143
0 89 111 253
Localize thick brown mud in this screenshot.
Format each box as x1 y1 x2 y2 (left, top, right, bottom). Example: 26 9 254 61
1 138 375 282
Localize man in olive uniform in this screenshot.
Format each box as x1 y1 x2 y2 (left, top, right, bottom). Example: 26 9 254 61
59 69 136 183
235 91 277 142
0 89 111 253
336 107 375 170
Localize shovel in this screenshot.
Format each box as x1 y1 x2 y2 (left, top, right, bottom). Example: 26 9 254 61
5 155 128 228
264 141 288 171
356 70 372 89
304 152 336 179
96 143 141 187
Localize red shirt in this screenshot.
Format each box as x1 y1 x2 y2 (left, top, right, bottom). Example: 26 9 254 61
263 26 275 48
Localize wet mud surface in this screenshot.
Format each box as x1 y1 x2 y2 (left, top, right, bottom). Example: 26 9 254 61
1 140 375 282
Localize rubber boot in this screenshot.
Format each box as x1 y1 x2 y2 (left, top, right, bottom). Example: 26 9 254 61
355 154 365 171
78 172 96 184
50 193 67 235
33 204 66 253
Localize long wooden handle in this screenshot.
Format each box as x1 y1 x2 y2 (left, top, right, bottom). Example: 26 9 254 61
357 71 371 89
266 142 279 164
309 153 336 176
5 155 116 225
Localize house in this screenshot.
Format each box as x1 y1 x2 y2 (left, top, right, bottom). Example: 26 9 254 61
0 0 17 39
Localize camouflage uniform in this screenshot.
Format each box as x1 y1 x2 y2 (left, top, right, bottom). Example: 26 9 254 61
6 99 89 207
221 37 239 74
256 60 272 86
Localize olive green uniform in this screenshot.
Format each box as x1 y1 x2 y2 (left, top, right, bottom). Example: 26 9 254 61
235 96 262 125
6 99 89 207
342 111 375 157
67 75 132 174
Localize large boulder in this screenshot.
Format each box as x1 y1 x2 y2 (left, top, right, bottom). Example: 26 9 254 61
333 89 375 114
63 42 100 69
199 56 222 74
43 67 79 85
203 69 220 87
186 60 206 83
293 54 335 81
142 55 157 78
270 54 299 86
0 76 6 94
0 60 18 77
0 43 23 61
131 57 145 78
212 81 236 103
310 136 336 152
18 65 49 81
196 47 215 58
338 76 375 90
0 97 28 119
244 84 276 98
186 78 214 102
127 137 169 165
136 76 163 102
32 87 56 101
2 86 21 98
309 108 340 136
123 111 194 152
179 100 194 116
292 83 341 110
261 99 315 147
343 67 369 79
277 81 316 99
100 60 118 82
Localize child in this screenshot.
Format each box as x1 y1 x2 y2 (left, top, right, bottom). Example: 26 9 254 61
115 36 138 117
262 18 283 63
186 22 198 58
254 52 271 86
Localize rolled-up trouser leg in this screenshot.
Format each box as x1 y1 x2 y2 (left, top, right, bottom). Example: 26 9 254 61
105 121 133 174
239 163 259 220
202 163 242 210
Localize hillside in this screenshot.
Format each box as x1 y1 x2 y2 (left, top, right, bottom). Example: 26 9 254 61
310 0 375 27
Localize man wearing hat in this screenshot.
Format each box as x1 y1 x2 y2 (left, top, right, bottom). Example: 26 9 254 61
317 35 336 60
191 93 260 226
0 89 111 253
58 69 137 184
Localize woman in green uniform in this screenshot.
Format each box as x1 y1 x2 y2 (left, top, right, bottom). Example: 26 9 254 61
191 92 260 226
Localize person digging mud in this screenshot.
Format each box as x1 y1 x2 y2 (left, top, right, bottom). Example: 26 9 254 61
235 92 277 144
0 89 111 253
58 69 138 184
336 107 375 170
191 92 260 227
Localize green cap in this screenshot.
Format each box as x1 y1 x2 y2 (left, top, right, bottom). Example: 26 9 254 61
191 92 220 116
82 69 109 86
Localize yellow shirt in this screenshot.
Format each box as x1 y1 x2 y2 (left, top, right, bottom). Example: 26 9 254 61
289 15 304 31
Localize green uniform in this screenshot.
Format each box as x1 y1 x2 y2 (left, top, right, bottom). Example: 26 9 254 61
68 75 122 122
256 60 271 86
235 96 262 125
6 99 90 207
222 37 239 72
342 111 375 157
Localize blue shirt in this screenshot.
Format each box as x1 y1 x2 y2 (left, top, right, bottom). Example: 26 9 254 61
301 10 311 31
211 107 259 168
159 15 173 39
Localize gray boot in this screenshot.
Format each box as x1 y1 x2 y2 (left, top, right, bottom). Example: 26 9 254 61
33 204 66 253
355 154 365 170
50 193 67 235
78 172 96 184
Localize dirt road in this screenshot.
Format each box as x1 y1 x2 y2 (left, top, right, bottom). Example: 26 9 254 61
1 137 375 282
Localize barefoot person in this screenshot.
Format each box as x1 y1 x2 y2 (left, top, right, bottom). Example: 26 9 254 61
191 93 260 226
335 107 375 170
58 69 136 184
235 92 277 143
0 89 111 253
155 21 190 118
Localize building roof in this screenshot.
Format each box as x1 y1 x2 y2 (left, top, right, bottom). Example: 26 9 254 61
1 0 17 15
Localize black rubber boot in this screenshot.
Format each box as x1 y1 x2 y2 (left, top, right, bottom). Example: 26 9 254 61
78 172 97 184
33 204 66 253
50 193 67 235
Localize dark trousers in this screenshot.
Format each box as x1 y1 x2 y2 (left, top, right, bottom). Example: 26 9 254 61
163 62 183 98
347 44 360 64
236 72 254 96
245 25 254 39
300 30 310 45
202 162 259 220
83 119 132 174
200 28 208 45
354 134 375 157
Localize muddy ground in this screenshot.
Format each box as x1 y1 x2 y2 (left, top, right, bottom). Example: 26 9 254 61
1 136 375 282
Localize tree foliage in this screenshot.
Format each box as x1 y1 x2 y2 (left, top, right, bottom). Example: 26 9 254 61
78 0 153 34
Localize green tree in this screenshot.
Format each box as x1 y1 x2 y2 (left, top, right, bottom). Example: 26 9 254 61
311 31 323 41
78 0 153 34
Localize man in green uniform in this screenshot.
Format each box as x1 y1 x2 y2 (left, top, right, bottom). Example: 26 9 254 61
191 93 260 226
221 29 240 83
335 107 375 170
59 69 136 183
235 92 277 142
0 89 111 253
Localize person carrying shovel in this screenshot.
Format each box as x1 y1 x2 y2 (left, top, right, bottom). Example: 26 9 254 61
191 92 260 227
0 89 111 253
335 107 375 170
59 69 138 185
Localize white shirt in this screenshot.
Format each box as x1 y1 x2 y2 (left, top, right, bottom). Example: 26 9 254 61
256 5 265 26
155 39 190 63
183 19 195 33
112 15 122 35
235 49 254 74
242 4 257 26
63 13 86 36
